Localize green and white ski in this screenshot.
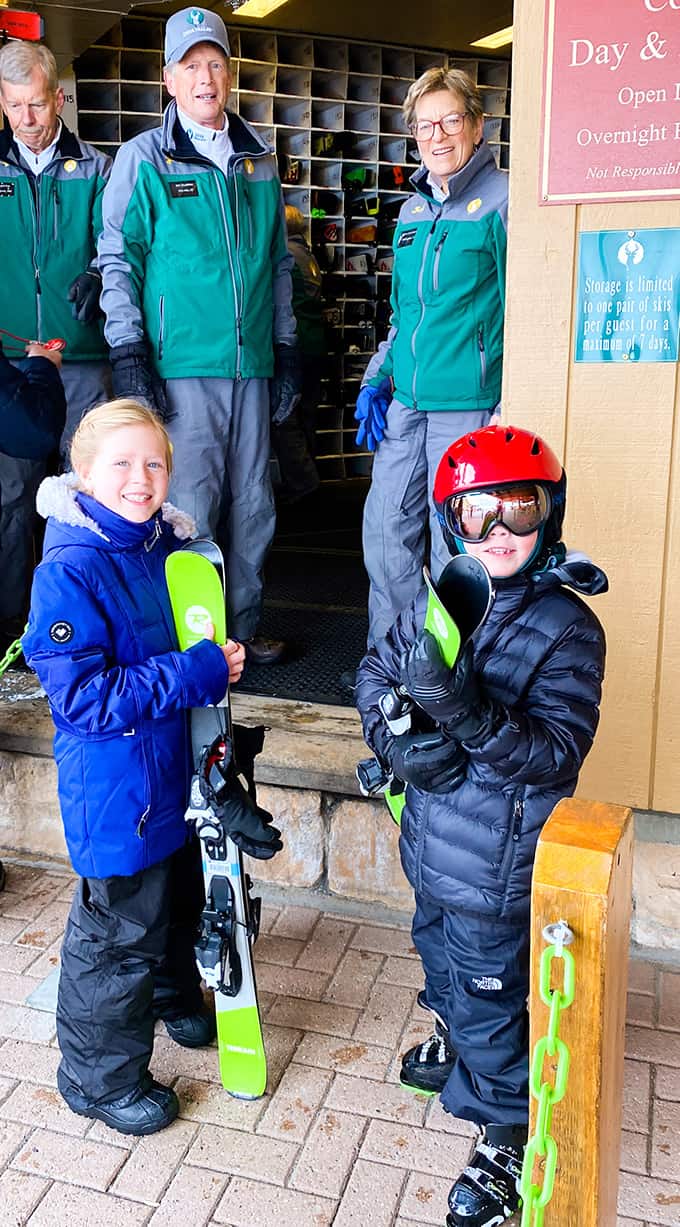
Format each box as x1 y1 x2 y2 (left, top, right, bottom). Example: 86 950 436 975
166 541 267 1099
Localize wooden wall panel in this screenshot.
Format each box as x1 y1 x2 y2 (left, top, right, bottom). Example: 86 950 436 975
503 0 574 458
507 2 680 810
650 380 680 811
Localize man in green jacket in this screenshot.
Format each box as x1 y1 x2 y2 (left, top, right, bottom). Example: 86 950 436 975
0 40 111 656
99 7 300 665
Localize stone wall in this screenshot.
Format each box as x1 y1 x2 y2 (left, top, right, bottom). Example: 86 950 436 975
3 756 680 945
1 682 677 946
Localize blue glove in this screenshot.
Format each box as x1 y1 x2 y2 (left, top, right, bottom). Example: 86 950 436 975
354 378 392 452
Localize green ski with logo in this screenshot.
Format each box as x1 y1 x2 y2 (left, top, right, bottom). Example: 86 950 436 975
165 542 267 1099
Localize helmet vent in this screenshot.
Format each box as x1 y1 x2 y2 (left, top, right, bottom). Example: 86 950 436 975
530 438 541 455
468 436 477 447
447 455 457 469
505 429 514 442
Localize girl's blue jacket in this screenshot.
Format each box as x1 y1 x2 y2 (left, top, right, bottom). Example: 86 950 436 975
23 475 229 879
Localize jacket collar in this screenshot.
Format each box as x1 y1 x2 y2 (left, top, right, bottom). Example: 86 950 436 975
37 473 196 550
161 99 267 163
530 551 609 597
0 121 83 170
410 141 496 204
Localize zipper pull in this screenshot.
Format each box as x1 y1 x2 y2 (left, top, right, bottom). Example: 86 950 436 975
478 326 485 352
144 517 162 552
35 268 41 294
136 807 150 838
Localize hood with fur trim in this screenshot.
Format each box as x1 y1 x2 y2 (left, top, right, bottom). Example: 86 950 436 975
36 473 196 548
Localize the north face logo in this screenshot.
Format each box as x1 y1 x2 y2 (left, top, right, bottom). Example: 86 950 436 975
472 976 503 992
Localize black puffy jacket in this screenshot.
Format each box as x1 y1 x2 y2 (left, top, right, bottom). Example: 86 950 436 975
356 554 607 922
0 342 66 462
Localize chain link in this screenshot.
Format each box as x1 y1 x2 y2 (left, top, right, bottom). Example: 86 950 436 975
0 635 25 678
520 920 576 1227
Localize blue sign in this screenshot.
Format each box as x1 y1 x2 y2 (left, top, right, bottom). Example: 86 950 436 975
575 228 680 364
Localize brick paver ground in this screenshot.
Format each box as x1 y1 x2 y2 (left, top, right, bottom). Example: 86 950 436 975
0 859 678 1226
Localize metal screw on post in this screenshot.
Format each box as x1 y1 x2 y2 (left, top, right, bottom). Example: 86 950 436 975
542 920 574 957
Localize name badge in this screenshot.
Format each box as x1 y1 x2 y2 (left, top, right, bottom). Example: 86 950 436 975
169 180 199 199
0 182 16 198
397 227 417 248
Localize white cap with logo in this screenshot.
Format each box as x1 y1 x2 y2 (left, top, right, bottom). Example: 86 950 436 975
164 7 231 66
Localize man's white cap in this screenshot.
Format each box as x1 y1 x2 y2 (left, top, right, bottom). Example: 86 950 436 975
164 7 231 66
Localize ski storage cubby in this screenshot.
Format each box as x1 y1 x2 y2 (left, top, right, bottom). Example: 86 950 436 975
74 17 511 482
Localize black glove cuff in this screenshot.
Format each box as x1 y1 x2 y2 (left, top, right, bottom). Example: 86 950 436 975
369 721 394 771
110 342 148 364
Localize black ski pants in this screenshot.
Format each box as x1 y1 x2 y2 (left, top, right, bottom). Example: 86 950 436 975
412 892 530 1128
57 838 205 1105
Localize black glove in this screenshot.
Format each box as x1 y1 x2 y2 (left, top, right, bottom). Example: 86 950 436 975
67 269 103 325
270 344 302 426
217 772 283 860
382 728 467 795
401 632 480 723
109 342 166 416
400 632 499 744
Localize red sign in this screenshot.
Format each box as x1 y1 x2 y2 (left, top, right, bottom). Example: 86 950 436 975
0 9 44 41
540 0 680 204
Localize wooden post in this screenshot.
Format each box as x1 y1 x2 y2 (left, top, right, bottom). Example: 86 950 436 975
529 797 633 1226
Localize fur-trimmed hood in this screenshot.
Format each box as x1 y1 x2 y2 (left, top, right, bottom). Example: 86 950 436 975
37 473 196 549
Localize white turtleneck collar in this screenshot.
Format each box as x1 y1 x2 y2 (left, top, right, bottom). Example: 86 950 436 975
16 119 62 176
177 106 233 174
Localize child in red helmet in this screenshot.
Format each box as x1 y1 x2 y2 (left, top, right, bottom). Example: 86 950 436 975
355 423 607 1227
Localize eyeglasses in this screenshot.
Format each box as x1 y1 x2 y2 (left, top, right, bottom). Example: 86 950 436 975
410 113 468 141
445 484 551 543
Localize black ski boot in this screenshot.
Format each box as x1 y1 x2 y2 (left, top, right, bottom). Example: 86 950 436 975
165 1006 216 1048
447 1125 525 1226
400 993 456 1095
58 1070 179 1137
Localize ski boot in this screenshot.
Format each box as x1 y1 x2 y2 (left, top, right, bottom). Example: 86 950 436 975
400 992 456 1095
447 1125 525 1226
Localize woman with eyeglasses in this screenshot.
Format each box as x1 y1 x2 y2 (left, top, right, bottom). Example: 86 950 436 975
354 67 508 655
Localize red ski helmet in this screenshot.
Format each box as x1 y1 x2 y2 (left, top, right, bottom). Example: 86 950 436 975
433 424 566 555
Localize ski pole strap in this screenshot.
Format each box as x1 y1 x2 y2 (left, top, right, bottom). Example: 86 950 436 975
520 920 575 1227
0 631 26 677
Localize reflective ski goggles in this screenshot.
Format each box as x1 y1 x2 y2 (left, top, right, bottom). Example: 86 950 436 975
444 483 551 543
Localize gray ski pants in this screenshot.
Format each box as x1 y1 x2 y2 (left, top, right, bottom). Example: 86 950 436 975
0 360 111 626
59 360 112 459
362 401 493 647
163 377 275 641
